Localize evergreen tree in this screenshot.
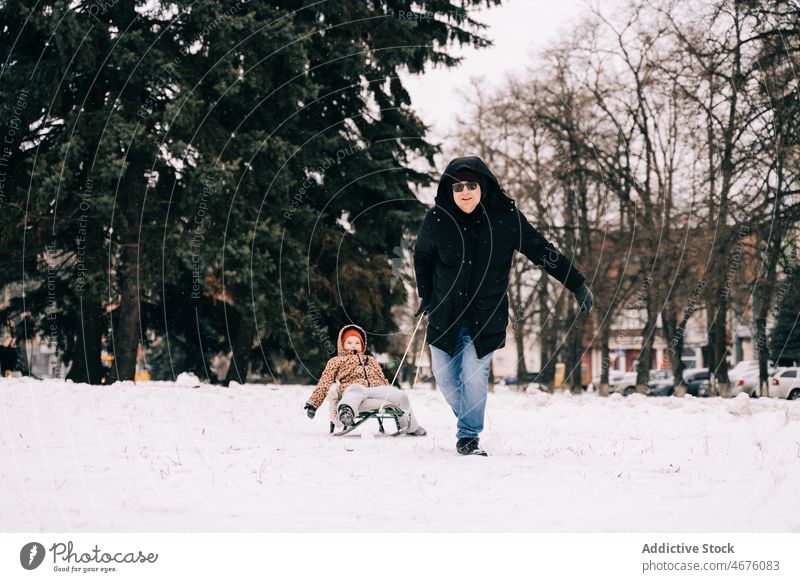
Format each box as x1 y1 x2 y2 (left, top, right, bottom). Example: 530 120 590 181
0 1 499 384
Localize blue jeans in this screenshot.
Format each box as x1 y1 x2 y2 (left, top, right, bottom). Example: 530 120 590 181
429 318 493 439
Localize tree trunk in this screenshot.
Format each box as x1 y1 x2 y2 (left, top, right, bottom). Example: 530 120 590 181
537 280 556 393
635 276 657 394
111 247 141 382
224 311 256 385
67 295 107 384
598 323 610 396
109 149 148 384
710 297 731 396
670 315 689 397
513 316 528 392
755 314 769 397
752 224 785 398
566 311 582 394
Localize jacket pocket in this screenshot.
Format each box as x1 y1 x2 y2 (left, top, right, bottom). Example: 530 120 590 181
438 243 463 267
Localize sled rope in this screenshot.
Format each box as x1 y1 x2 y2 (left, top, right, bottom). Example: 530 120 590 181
389 314 425 388
410 325 427 390
367 315 425 415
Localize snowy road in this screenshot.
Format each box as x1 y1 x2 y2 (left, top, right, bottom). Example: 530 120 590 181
2 378 799 532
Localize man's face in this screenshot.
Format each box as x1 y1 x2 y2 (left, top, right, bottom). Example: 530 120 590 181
452 179 481 214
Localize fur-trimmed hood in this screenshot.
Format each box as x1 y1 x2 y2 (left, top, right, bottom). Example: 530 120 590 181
336 323 367 356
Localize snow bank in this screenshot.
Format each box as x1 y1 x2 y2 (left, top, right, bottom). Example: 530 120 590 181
1 378 798 532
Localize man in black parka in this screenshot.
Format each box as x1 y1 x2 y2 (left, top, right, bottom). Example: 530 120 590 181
413 156 593 456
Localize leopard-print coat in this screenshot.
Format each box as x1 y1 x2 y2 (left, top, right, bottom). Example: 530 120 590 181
305 323 390 409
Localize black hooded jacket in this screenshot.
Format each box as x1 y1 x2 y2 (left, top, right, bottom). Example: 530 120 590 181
413 156 586 358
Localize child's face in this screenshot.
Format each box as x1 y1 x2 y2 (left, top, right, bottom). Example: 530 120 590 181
343 335 363 353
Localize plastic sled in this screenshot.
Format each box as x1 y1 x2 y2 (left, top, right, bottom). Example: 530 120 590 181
329 405 406 437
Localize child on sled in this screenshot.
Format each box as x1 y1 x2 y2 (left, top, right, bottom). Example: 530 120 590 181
303 323 427 436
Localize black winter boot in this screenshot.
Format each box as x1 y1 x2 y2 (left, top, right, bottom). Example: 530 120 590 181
456 437 488 456
337 404 355 428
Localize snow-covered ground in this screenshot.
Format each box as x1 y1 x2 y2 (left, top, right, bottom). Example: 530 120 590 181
1 377 799 532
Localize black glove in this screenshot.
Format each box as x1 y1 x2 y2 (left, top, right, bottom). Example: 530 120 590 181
573 283 594 314
414 297 431 317
304 403 316 419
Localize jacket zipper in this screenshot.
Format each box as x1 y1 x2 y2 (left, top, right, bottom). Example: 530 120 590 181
357 353 371 387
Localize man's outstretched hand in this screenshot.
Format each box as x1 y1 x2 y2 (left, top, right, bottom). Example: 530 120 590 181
414 297 431 317
573 283 594 314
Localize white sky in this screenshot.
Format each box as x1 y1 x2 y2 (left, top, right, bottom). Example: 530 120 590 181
401 0 591 143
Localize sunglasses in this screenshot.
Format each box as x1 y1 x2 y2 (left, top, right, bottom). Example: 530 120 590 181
452 181 479 193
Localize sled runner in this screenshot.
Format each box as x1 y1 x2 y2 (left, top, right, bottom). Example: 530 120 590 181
329 405 407 437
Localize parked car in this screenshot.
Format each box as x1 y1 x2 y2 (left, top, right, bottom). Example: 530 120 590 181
680 368 710 397
645 368 709 397
646 370 675 396
611 369 683 396
608 371 639 396
728 360 761 385
768 367 800 400
730 364 778 397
